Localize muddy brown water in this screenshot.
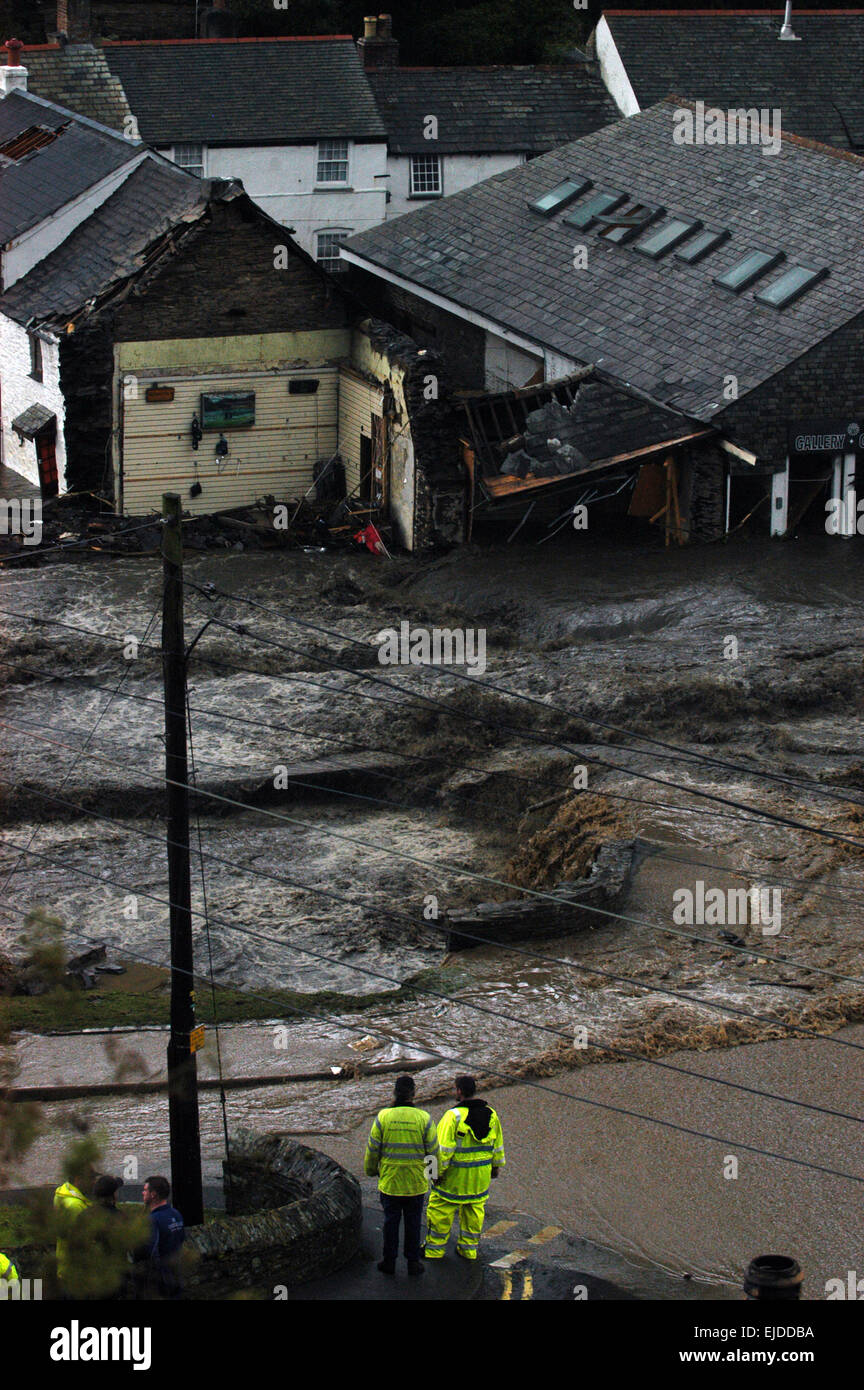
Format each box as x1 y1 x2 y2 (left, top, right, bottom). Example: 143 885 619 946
2 531 864 1285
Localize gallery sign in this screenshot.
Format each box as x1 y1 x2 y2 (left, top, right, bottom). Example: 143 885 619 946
789 419 861 455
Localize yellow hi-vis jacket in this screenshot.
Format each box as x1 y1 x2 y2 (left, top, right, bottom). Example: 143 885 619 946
0 1252 18 1282
53 1181 91 1280
434 1103 505 1204
364 1104 439 1196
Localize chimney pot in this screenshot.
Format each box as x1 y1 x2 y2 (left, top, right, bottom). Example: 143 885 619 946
0 38 27 96
357 15 399 69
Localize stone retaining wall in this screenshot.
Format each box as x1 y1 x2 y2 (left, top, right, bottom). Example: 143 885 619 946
184 1131 361 1297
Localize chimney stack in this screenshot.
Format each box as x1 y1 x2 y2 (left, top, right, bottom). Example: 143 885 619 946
55 0 92 44
199 1 238 39
0 39 27 98
357 14 399 69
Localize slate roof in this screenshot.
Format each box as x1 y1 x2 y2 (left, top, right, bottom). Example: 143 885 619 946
0 89 141 246
21 43 134 134
1 155 204 326
368 65 619 154
11 404 56 438
102 37 388 145
603 10 864 150
345 99 864 422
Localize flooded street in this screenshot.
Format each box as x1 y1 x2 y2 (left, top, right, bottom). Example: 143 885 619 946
2 530 864 1289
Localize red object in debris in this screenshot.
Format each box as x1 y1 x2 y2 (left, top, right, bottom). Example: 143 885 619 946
353 522 387 555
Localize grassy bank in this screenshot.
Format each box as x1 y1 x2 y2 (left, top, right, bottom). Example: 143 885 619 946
0 960 463 1035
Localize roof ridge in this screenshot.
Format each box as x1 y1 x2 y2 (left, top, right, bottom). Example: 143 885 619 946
605 8 864 14
101 35 354 47
662 94 864 165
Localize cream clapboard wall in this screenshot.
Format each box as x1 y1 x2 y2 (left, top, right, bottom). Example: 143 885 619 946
338 366 383 500
120 366 338 515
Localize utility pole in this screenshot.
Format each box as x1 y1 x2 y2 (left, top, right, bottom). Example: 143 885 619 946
162 492 204 1227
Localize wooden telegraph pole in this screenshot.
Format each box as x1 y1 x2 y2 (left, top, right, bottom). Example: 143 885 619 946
161 492 204 1226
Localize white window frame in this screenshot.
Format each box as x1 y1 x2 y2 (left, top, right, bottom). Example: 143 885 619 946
315 228 353 273
409 153 442 198
316 139 350 186
172 142 206 177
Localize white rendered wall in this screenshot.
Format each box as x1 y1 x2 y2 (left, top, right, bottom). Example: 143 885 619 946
0 315 66 489
593 16 640 118
162 142 389 258
385 152 523 221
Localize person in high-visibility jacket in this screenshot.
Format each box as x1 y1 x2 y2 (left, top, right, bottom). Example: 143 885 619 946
364 1073 439 1275
0 1252 18 1283
53 1167 93 1291
425 1075 505 1261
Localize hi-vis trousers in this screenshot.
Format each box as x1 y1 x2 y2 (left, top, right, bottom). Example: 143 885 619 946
424 1190 485 1260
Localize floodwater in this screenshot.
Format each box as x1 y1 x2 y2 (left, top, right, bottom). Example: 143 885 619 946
2 530 864 1287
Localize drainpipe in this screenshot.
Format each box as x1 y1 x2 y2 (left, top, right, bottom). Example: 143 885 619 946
770 457 789 537
779 2 801 41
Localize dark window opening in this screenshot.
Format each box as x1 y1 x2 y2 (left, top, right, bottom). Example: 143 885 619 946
28 333 43 383
289 379 320 395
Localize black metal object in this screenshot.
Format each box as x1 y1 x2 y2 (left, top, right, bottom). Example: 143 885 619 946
161 493 204 1227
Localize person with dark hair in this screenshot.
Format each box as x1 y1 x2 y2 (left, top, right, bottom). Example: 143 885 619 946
75 1175 138 1300
425 1075 506 1262
364 1073 439 1276
132 1176 185 1299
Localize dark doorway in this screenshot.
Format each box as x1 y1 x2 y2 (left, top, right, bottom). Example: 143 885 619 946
35 421 58 499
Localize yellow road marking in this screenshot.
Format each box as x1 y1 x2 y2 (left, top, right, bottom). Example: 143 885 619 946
490 1249 530 1270
522 1270 533 1300
528 1226 563 1246
483 1220 518 1239
499 1270 513 1300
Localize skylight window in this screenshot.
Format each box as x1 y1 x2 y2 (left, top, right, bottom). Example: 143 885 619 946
754 265 829 309
714 250 784 293
563 190 628 230
635 217 704 260
675 227 730 264
529 177 592 217
597 203 666 245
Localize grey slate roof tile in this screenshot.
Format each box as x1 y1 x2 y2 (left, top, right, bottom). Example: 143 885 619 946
22 43 134 133
0 89 140 245
1 155 203 325
346 99 864 421
605 12 864 150
368 64 618 153
102 37 387 145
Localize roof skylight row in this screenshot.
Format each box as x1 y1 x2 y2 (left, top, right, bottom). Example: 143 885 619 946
527 176 829 309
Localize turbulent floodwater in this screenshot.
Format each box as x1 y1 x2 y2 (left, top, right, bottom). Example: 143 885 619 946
2 531 864 1284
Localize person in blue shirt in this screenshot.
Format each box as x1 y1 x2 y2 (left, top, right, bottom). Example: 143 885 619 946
133 1175 185 1299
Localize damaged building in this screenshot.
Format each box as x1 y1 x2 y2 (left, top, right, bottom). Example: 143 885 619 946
344 97 864 542
0 74 463 550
